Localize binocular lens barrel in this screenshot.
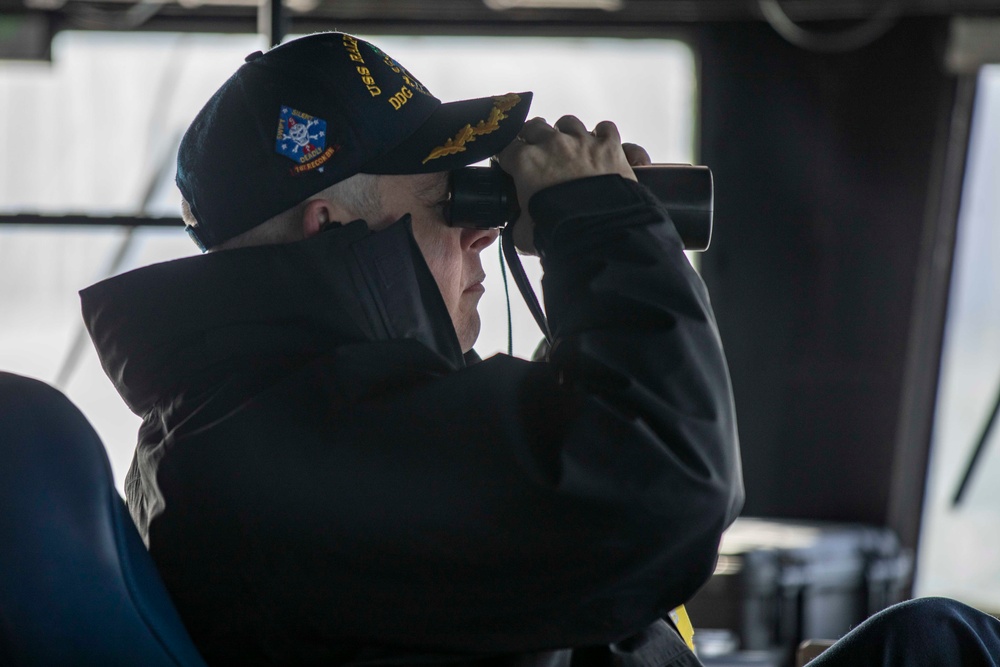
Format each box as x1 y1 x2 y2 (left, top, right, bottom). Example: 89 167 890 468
448 164 714 251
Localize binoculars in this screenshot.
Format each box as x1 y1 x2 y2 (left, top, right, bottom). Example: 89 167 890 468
447 164 714 251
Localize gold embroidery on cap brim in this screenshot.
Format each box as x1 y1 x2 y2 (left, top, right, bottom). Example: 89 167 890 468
422 93 522 164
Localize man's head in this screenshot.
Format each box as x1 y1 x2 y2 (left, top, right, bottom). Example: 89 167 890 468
177 33 528 351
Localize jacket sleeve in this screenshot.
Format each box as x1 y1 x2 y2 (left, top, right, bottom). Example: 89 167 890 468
142 175 743 659
526 174 743 630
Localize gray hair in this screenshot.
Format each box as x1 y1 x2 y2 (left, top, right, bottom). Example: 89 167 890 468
182 173 383 252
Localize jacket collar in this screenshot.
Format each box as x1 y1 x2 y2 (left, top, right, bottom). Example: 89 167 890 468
81 217 465 416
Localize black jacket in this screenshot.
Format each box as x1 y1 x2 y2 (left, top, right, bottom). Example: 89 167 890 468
82 175 743 666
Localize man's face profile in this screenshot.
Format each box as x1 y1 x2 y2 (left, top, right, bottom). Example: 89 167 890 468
370 172 499 353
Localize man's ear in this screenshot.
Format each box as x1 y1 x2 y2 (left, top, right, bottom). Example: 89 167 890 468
302 198 354 238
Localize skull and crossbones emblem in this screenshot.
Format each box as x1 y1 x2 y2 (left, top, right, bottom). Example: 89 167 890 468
275 106 330 168
281 115 325 155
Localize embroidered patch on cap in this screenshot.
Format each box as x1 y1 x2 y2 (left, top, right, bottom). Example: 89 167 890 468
275 106 341 175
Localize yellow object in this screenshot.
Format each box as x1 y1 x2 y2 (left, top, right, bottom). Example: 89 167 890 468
421 93 523 163
668 605 696 652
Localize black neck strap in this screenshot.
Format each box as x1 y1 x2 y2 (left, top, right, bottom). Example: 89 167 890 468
500 223 552 347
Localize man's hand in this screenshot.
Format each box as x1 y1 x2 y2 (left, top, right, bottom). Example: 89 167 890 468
496 116 651 255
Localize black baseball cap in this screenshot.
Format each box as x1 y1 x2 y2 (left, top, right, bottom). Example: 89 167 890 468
177 32 532 250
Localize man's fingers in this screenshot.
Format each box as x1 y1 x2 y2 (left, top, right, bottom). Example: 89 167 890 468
553 115 589 137
622 142 652 166
517 117 553 144
495 136 532 176
592 120 623 144
500 113 640 209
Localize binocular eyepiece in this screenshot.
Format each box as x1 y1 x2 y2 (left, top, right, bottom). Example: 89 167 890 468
447 164 714 251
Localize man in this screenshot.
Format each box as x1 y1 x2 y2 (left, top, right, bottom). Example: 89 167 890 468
83 31 741 665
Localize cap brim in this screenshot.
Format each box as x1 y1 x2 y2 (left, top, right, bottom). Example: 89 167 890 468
362 91 532 175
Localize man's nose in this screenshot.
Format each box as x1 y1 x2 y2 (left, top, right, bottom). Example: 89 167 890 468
463 227 500 253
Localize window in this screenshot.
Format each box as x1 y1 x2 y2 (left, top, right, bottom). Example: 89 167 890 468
0 31 696 490
917 65 1000 610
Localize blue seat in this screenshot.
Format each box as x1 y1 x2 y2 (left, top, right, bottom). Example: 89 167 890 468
0 372 207 666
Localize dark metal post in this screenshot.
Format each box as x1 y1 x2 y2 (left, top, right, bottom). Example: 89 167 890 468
259 0 285 48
